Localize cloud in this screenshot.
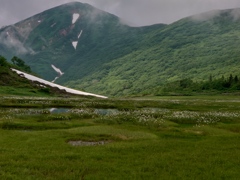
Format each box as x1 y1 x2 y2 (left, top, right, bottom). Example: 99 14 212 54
190 6 240 22
191 10 222 21
1 0 240 28
0 27 35 55
231 8 240 21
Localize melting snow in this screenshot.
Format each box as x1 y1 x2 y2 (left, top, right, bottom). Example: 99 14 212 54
78 30 83 39
72 13 80 24
11 68 107 98
52 76 59 83
51 64 64 83
51 23 56 28
72 41 78 50
51 64 64 76
38 20 41 23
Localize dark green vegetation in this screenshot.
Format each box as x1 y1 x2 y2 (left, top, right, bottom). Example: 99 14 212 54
0 56 39 96
0 56 84 97
11 56 31 73
155 74 240 96
0 96 239 179
75 10 240 96
1 2 240 96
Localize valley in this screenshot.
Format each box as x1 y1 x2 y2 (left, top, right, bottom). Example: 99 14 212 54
0 2 240 179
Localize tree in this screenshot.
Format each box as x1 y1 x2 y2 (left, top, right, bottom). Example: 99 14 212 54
229 74 233 84
234 75 239 83
0 56 8 67
11 56 31 73
209 74 213 82
179 78 193 89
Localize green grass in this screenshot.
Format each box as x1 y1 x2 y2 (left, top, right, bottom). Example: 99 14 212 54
0 96 239 179
0 86 52 97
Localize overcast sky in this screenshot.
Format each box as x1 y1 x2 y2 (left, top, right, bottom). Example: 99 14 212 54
1 0 240 27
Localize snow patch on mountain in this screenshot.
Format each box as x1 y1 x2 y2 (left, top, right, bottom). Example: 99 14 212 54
51 23 56 28
72 13 80 24
78 30 83 39
52 77 59 83
51 64 64 76
11 68 107 98
51 64 64 83
72 41 78 49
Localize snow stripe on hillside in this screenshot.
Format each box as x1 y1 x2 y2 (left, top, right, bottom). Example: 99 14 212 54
51 65 64 76
51 23 56 27
11 68 107 99
51 64 64 83
78 30 83 39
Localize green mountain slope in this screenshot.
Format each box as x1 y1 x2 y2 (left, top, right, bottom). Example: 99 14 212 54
1 3 240 96
65 9 240 96
0 2 165 83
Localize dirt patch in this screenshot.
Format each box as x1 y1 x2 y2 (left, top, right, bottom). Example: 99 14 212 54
68 140 111 146
184 130 204 135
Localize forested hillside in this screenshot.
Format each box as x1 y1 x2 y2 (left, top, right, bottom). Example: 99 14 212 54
65 9 240 96
1 2 240 96
0 56 80 96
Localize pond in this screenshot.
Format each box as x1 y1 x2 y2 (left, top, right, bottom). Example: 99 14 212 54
0 108 120 116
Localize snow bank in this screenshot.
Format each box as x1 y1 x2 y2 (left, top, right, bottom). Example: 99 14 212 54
11 68 107 99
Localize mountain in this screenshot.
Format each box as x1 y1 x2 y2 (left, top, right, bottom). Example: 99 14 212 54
74 9 240 96
0 2 165 82
1 2 240 96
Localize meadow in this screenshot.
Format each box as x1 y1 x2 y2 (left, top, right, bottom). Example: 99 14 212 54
0 95 239 179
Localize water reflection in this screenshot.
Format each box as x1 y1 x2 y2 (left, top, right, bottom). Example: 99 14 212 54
0 108 119 116
49 108 69 114
94 109 119 115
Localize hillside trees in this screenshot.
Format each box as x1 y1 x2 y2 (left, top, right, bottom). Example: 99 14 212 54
11 56 31 73
156 74 240 95
0 56 9 67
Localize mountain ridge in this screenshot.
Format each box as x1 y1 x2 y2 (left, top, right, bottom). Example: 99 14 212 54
1 2 240 96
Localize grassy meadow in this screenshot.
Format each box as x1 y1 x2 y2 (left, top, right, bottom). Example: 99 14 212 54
0 95 239 179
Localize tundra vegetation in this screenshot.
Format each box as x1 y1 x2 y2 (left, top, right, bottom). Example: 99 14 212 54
0 95 239 179
1 3 240 179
